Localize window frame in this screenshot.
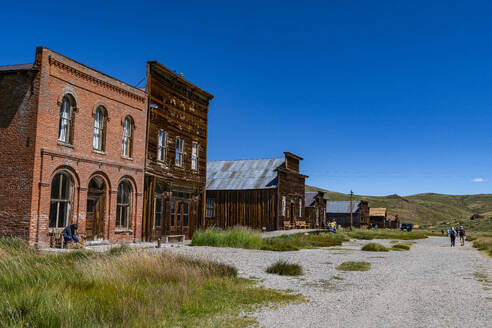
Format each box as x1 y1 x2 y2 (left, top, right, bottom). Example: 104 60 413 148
58 96 74 144
49 172 73 229
93 107 106 151
175 137 184 167
122 116 133 158
206 198 215 218
116 181 132 230
281 196 286 217
157 129 166 162
191 141 198 171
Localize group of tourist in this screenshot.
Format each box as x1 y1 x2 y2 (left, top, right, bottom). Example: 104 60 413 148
446 226 466 247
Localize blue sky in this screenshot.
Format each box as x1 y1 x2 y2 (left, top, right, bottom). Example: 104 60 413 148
1 0 491 196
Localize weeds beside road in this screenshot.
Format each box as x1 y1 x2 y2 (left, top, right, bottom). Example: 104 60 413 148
0 238 302 327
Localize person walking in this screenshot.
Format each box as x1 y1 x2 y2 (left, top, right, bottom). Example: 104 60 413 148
449 227 456 247
458 226 466 246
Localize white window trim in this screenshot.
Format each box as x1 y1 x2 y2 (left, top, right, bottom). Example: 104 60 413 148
191 142 198 171
157 130 166 162
175 137 184 167
281 196 286 217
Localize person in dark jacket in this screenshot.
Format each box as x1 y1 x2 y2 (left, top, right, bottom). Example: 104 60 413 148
62 224 79 244
449 227 456 247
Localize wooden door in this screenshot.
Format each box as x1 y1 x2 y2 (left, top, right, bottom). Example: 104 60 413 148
86 197 96 239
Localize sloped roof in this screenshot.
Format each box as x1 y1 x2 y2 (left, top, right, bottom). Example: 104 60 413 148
305 192 317 207
207 158 285 190
326 201 361 214
0 63 33 72
369 208 387 217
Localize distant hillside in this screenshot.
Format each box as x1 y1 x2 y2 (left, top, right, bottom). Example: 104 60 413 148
306 185 492 228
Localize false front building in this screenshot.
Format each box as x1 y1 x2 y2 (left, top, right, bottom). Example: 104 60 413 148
305 191 327 228
205 152 308 231
143 62 214 241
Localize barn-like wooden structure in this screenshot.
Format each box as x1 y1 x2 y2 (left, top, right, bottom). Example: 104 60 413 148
326 200 369 228
369 207 387 228
305 191 327 228
205 152 307 230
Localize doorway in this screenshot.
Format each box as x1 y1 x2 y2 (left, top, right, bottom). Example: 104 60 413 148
86 176 106 240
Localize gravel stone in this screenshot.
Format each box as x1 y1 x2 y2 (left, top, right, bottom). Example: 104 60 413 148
162 237 492 328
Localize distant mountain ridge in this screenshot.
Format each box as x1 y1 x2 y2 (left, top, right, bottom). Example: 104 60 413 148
306 185 492 226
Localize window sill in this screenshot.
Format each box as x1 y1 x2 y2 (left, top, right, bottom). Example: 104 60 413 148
92 149 106 155
121 156 133 161
115 229 133 234
57 141 74 149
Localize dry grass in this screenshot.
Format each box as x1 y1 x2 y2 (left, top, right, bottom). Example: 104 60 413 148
0 238 302 327
336 261 371 271
361 243 388 252
467 233 492 257
266 260 303 276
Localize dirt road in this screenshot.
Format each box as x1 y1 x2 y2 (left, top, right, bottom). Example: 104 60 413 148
167 237 492 328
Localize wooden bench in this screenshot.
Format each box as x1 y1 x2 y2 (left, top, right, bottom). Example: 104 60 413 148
162 234 185 243
295 220 309 229
49 228 65 248
283 221 294 230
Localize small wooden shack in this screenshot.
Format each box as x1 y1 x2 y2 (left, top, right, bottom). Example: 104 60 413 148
369 208 387 228
305 191 326 228
386 215 400 229
326 200 369 228
205 152 308 231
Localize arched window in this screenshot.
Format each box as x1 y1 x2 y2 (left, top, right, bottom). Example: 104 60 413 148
58 96 73 143
93 107 106 151
122 116 133 158
116 181 132 229
49 172 73 228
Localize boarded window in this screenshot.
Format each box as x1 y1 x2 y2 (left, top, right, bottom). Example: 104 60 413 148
206 199 214 217
175 137 184 166
58 96 72 143
191 142 198 170
122 117 133 157
157 130 166 161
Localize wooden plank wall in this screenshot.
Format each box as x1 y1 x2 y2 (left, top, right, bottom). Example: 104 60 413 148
206 189 278 230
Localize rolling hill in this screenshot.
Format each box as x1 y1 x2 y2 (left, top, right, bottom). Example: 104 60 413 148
306 185 492 228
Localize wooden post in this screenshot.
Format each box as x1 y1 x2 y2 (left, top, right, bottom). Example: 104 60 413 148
349 190 353 231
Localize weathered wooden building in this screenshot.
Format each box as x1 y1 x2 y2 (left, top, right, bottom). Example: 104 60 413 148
205 153 308 230
369 207 387 228
326 200 369 228
143 62 214 241
385 215 400 229
305 191 326 228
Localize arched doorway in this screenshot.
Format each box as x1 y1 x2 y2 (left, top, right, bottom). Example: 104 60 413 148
86 176 106 240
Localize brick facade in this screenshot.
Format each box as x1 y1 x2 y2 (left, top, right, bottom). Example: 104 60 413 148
0 47 147 247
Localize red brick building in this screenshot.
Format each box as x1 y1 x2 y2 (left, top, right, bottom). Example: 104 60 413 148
0 47 147 247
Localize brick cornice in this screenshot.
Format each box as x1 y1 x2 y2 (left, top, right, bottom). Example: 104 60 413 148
41 148 144 173
48 56 146 104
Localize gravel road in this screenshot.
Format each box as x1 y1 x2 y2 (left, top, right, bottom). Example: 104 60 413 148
164 237 492 328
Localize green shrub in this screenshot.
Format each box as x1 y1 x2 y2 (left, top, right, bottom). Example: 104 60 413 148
336 261 371 271
347 229 428 240
191 228 262 249
391 244 411 251
361 243 388 252
266 260 303 276
261 233 349 251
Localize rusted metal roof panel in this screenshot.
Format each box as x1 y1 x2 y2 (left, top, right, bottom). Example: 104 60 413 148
207 158 285 190
369 208 387 217
326 201 361 214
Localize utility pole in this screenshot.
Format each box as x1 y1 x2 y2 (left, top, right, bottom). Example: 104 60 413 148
349 190 354 231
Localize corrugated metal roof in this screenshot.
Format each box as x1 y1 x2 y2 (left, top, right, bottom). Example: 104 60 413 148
326 201 361 214
207 158 285 190
0 63 33 72
305 192 317 207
